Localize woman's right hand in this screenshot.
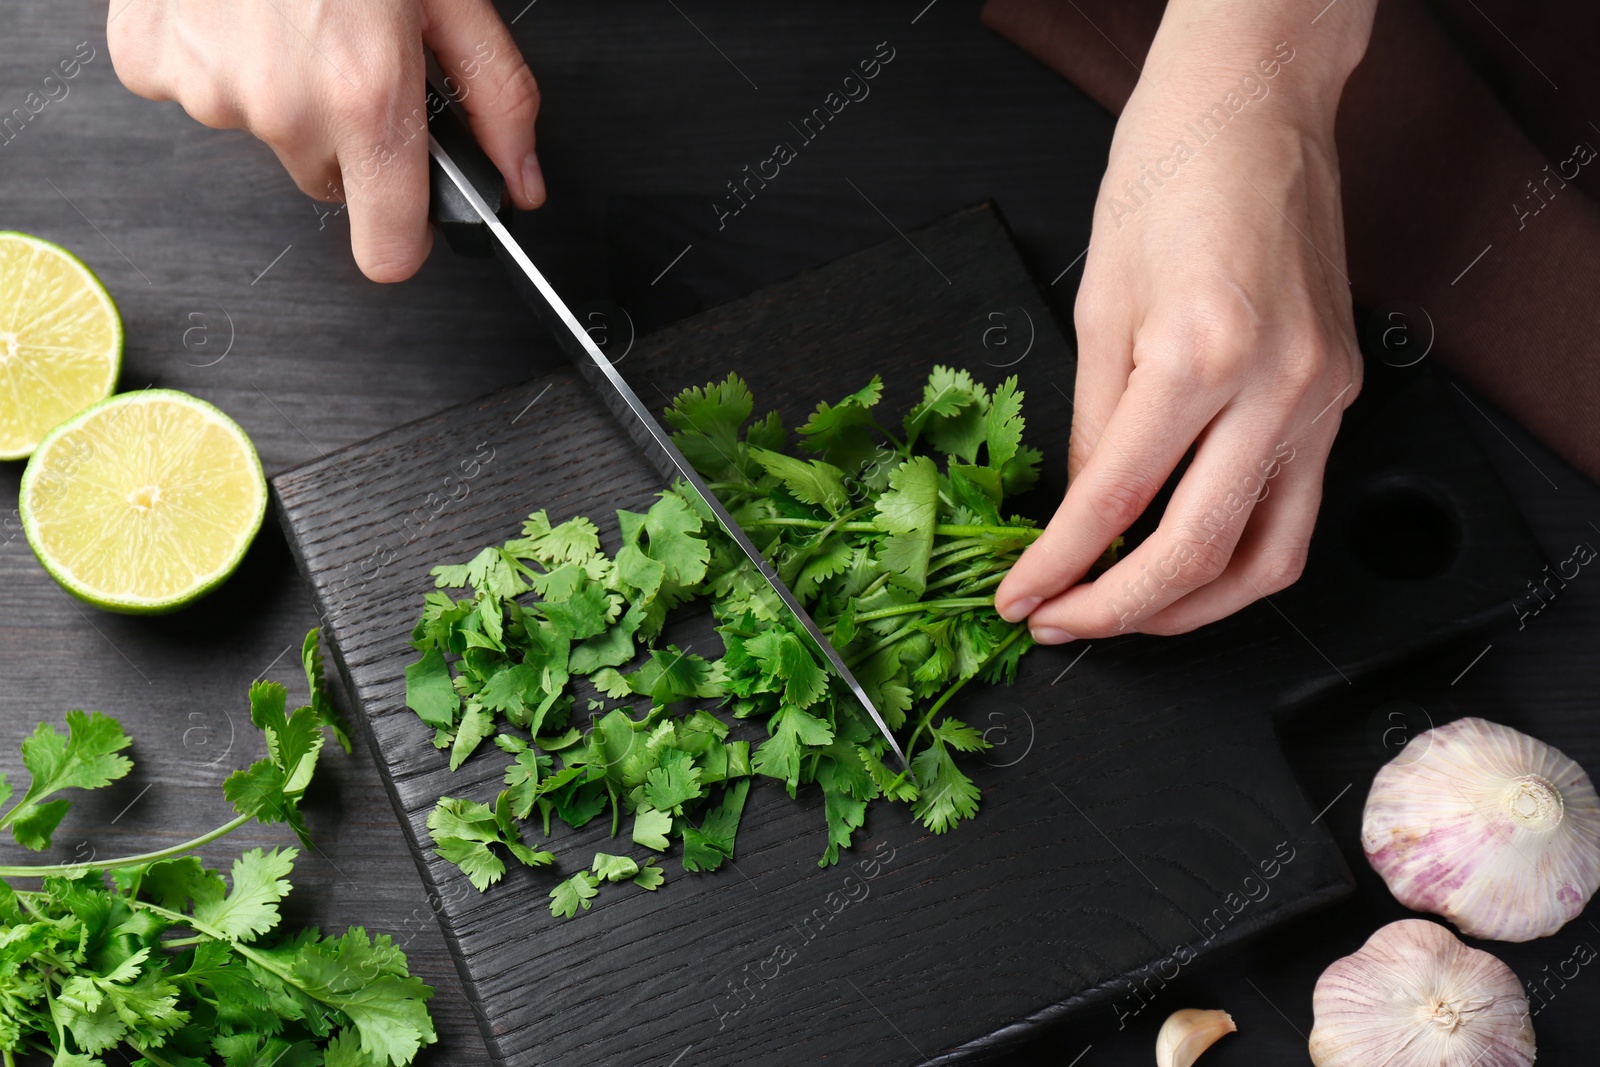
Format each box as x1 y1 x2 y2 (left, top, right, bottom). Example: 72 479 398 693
108 0 545 282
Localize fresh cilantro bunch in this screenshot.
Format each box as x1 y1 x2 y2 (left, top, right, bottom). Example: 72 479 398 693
409 367 1115 918
0 631 437 1067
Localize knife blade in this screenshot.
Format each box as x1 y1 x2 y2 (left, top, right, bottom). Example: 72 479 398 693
422 89 910 774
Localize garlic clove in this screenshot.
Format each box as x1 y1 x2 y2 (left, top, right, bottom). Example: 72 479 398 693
1155 1008 1236 1067
1309 919 1534 1067
1362 716 1600 941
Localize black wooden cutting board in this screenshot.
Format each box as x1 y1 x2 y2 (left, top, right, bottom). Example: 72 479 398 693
272 205 1543 1066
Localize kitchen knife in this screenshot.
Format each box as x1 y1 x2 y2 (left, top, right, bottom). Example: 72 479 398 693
422 80 911 774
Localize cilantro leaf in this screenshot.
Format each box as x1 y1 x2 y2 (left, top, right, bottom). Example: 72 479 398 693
776 634 828 709
215 1033 322 1067
677 781 750 874
502 747 546 820
633 859 665 890
632 806 673 851
874 456 940 534
933 718 990 753
288 928 438 1065
752 707 834 789
948 463 1003 526
568 611 639 675
477 663 539 716
873 456 938 594
121 855 225 911
984 376 1024 470
799 376 883 472
819 777 868 868
679 828 724 873
428 796 553 891
748 447 850 516
698 779 749 855
1003 445 1044 496
549 871 601 919
795 537 856 600
905 365 985 451
448 704 495 771
2 710 132 851
539 573 613 640
642 491 710 587
624 647 725 706
192 847 297 942
404 649 459 730
910 737 982 834
221 683 326 847
644 758 703 814
590 668 633 700
591 853 640 882
664 375 755 482
430 545 527 598
302 629 352 755
510 511 602 566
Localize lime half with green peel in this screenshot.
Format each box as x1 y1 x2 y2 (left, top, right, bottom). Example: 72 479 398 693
0 231 122 460
20 390 268 613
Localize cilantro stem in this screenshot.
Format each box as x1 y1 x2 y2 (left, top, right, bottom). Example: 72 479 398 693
844 618 922 670
903 626 1030 762
777 505 875 574
850 597 993 624
740 518 1040 540
809 506 873 542
42 978 70 1056
929 544 1006 574
130 1041 181 1067
0 812 252 878
925 569 1006 597
930 524 1039 539
128 898 296 985
867 419 906 453
0 797 34 831
854 571 893 602
929 536 986 559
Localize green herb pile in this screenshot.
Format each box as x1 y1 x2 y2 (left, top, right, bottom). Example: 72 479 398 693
0 632 436 1067
408 367 1106 918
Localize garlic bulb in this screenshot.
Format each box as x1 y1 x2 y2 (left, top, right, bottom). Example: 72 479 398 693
1362 716 1600 941
1155 1009 1235 1067
1309 919 1534 1066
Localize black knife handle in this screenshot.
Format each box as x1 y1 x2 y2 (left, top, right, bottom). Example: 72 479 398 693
425 78 507 257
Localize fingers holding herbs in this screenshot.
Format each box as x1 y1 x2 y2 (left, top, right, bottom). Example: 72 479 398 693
994 144 1361 639
992 0 1374 639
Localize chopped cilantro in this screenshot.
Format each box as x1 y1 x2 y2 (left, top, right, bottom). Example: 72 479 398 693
549 870 600 918
405 368 1120 916
427 795 554 891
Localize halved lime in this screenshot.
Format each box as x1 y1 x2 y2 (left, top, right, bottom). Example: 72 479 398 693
20 390 267 613
0 232 122 460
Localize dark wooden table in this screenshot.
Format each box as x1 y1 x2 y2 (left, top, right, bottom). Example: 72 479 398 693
3 3 1596 1064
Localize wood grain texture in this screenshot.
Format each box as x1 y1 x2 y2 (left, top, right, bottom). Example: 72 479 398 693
272 205 1543 1066
4 1 1598 1063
